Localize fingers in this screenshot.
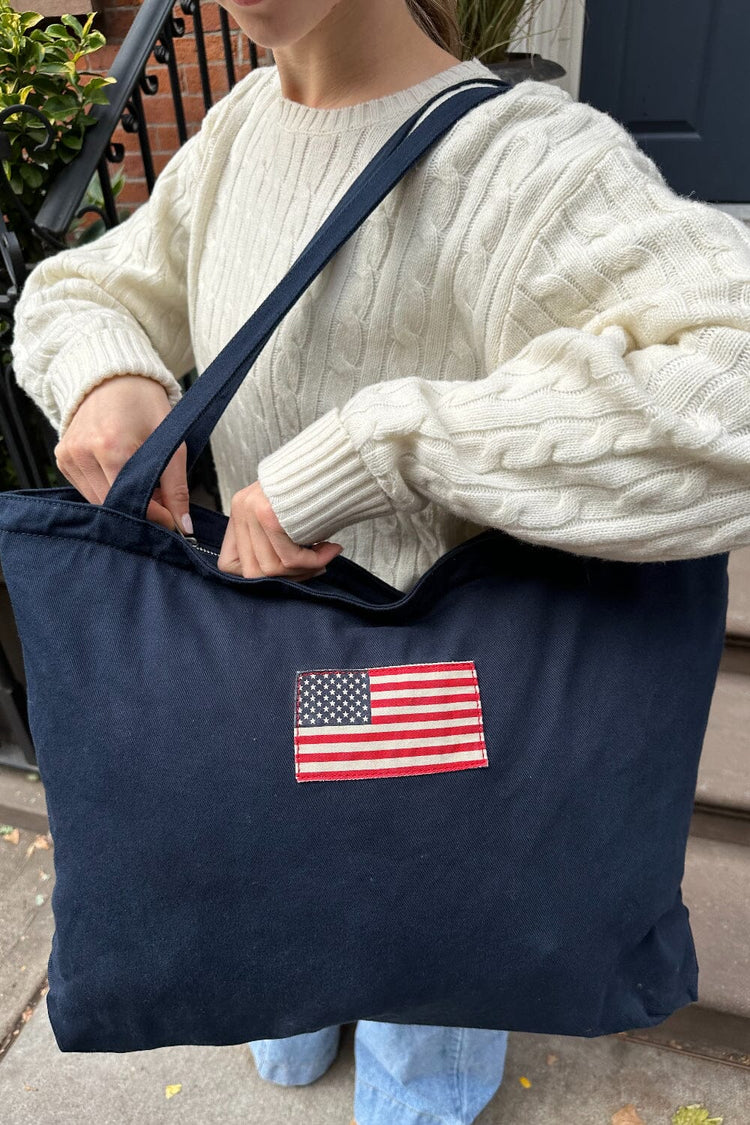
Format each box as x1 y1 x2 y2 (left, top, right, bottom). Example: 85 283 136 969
53 375 185 533
218 516 328 580
54 442 112 506
158 442 192 534
54 390 337 585
146 493 184 532
56 434 182 533
218 496 338 581
220 510 260 576
251 485 343 575
270 535 342 572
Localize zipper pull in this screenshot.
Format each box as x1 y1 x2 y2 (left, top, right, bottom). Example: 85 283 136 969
170 518 199 547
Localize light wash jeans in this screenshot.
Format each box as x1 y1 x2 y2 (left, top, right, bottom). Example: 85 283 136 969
248 1021 509 1125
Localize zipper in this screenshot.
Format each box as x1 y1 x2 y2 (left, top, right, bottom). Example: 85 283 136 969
187 539 220 557
180 532 220 557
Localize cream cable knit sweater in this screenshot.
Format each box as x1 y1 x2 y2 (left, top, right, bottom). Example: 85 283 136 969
11 57 750 592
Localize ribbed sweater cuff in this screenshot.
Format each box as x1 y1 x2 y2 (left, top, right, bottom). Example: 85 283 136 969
48 326 184 438
257 408 395 545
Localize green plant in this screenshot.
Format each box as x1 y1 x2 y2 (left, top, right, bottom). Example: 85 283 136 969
0 391 59 491
457 0 572 65
0 0 116 262
67 164 133 246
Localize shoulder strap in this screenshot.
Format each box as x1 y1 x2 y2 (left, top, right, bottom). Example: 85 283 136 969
104 76 510 520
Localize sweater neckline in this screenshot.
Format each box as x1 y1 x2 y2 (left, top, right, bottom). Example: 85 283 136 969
273 57 496 135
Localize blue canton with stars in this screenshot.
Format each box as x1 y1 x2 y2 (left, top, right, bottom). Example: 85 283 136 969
297 671 372 726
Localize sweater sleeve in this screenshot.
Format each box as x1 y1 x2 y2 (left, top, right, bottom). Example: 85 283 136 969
257 140 750 562
10 125 206 438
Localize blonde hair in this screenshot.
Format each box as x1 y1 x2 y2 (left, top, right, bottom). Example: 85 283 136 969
405 0 464 58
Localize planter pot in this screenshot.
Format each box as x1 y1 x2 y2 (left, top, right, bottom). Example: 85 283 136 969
483 52 566 86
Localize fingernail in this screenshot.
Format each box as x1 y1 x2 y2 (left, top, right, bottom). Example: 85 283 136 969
181 513 194 535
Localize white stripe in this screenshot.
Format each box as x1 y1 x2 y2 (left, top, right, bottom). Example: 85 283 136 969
368 670 476 683
370 687 477 701
369 702 478 716
296 732 485 754
297 749 486 773
296 717 480 737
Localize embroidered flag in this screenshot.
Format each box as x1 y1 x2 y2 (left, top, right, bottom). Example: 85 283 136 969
294 660 488 782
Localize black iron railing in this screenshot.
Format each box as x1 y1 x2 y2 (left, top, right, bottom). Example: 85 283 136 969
1 0 260 492
0 0 259 765
31 0 259 243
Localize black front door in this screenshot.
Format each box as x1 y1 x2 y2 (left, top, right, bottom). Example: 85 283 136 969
579 0 750 202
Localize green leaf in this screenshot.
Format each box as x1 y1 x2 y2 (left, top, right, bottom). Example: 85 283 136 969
82 29 105 52
24 74 59 95
19 12 44 32
42 24 70 39
60 13 83 37
17 160 39 185
35 60 71 75
23 38 43 67
83 87 111 106
60 130 82 150
18 160 43 187
42 94 78 118
672 1106 723 1125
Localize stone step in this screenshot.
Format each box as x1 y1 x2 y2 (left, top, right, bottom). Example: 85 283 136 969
696 653 750 815
728 546 750 639
683 834 750 1019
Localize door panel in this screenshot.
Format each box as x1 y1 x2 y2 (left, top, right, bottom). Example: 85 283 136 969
579 0 750 201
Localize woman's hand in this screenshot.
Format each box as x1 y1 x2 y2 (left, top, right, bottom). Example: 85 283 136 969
54 375 191 533
218 481 342 581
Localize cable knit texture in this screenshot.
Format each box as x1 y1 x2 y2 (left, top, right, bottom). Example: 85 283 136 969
11 56 750 592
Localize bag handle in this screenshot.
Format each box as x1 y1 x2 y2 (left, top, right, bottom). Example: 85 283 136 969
103 76 510 521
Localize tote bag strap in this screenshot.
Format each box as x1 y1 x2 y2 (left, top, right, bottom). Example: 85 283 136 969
103 76 511 521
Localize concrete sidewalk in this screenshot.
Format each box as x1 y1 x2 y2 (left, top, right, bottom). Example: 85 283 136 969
0 993 747 1125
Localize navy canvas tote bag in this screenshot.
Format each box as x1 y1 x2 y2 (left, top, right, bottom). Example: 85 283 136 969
0 78 730 1053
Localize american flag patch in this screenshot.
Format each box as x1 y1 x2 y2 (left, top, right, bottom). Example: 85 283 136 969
294 660 488 782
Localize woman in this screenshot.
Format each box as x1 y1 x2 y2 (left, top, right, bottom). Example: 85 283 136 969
11 0 750 1122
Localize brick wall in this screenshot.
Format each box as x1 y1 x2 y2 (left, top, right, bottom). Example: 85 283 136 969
79 0 268 209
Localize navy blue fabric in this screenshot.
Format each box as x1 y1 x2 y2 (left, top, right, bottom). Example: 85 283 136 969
0 78 730 1053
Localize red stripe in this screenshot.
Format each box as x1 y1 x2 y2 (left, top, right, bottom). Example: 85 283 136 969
295 741 485 762
369 676 476 692
371 692 478 708
371 708 478 724
296 723 484 746
297 759 488 781
368 662 475 677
